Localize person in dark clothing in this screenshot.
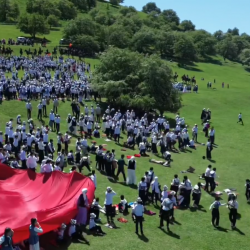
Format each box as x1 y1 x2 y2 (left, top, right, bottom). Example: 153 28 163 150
245 179 250 202
1 227 14 250
116 155 127 181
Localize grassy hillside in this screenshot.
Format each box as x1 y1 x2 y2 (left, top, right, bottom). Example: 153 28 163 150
1 56 250 250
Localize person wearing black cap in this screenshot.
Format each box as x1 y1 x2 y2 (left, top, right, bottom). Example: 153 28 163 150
132 197 145 235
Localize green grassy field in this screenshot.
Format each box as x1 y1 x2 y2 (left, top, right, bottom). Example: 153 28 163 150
1 56 250 250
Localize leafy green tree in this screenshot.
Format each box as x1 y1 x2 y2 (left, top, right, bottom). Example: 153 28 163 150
6 0 20 22
119 6 137 16
63 16 98 39
173 33 196 61
213 30 224 41
58 0 77 20
108 25 131 48
142 2 161 14
110 0 119 5
191 30 217 56
216 37 238 61
17 13 50 37
74 35 100 54
232 36 250 55
0 0 10 22
239 49 250 65
86 0 96 10
116 15 142 34
69 0 88 12
156 31 175 56
92 48 180 113
160 9 180 25
131 26 156 53
179 20 195 31
47 15 60 29
227 27 239 36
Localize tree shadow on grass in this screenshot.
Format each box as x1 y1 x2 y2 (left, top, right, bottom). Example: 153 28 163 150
202 56 223 65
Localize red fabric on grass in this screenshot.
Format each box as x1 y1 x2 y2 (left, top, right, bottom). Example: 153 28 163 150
0 163 95 243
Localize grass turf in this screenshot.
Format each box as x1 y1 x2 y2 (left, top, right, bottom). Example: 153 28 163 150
0 56 250 250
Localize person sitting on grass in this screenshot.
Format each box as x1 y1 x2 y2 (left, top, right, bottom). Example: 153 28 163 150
118 195 129 214
124 135 135 149
89 213 106 236
67 150 74 164
68 219 89 244
93 128 100 138
90 197 102 222
188 139 196 149
139 142 147 156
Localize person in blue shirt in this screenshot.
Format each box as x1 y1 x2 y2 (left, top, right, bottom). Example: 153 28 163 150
0 227 14 250
209 197 226 227
29 218 43 250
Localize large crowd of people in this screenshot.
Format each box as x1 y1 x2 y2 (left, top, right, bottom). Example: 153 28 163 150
0 55 245 249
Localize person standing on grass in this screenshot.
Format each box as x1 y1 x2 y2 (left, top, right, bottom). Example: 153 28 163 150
245 179 250 202
183 176 192 208
204 165 212 192
116 154 127 182
26 100 32 119
160 194 173 231
209 197 226 228
104 187 116 224
228 195 239 229
192 124 198 142
237 113 244 125
37 101 43 120
132 197 144 235
126 156 137 185
210 168 217 192
206 139 213 160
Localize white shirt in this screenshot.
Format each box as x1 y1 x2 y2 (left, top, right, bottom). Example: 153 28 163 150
205 167 211 177
90 174 97 188
228 200 239 209
161 191 168 200
49 113 55 121
20 151 26 160
238 114 242 119
104 191 116 205
89 218 96 229
192 126 198 133
132 204 144 216
42 164 53 173
151 181 160 193
26 156 38 169
162 198 173 211
209 130 215 136
184 179 192 190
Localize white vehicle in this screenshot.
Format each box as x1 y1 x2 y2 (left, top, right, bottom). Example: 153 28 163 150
17 37 26 43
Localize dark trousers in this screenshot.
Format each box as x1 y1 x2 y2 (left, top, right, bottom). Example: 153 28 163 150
57 143 62 153
56 123 60 133
71 225 88 243
152 190 160 205
21 160 27 169
205 176 210 192
135 216 143 234
5 134 8 144
64 141 68 154
105 162 112 176
160 210 170 228
212 208 219 226
139 190 147 205
37 109 42 120
27 109 31 119
90 225 105 234
105 204 113 223
229 209 237 227
42 105 47 116
210 178 216 192
116 168 126 181
185 190 191 207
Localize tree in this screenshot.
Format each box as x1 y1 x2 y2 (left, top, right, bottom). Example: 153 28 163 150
92 47 181 113
160 9 180 25
17 14 50 37
108 25 131 48
86 0 96 10
75 35 100 54
216 38 238 61
227 27 239 36
179 20 195 31
232 36 250 55
239 49 250 65
142 2 161 14
191 30 217 56
213 30 224 41
173 33 196 61
47 15 60 29
131 27 156 53
0 0 10 22
26 0 61 18
119 6 137 16
156 31 175 56
6 0 20 22
63 16 98 39
57 0 77 20
110 0 119 5
69 0 88 12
